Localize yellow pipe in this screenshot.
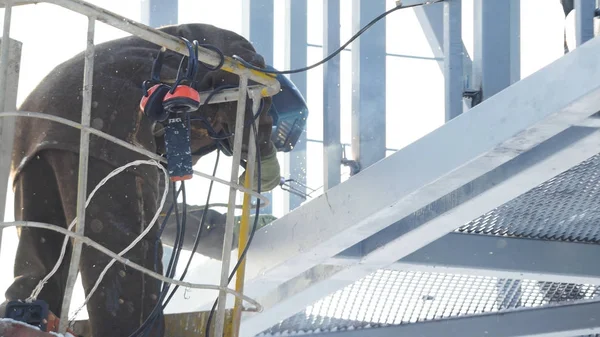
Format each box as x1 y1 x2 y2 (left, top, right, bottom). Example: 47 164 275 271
230 169 253 336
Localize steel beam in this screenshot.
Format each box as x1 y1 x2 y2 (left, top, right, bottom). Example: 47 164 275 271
302 300 600 337
199 18 600 326
0 36 22 245
231 33 600 336
237 125 600 337
413 2 472 79
237 32 600 287
235 32 600 302
141 0 177 28
333 232 600 285
473 0 520 100
443 0 463 120
510 0 521 84
0 1 36 7
242 0 274 214
351 0 386 169
575 0 596 46
282 0 307 212
322 0 341 190
242 0 274 62
413 1 471 113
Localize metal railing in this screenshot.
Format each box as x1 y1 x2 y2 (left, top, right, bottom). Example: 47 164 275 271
0 0 280 335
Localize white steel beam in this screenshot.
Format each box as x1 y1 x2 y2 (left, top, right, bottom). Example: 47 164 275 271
234 31 600 311
237 125 600 337
302 300 600 337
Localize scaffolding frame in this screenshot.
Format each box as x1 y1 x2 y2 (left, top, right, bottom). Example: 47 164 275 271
0 0 281 335
0 35 20 258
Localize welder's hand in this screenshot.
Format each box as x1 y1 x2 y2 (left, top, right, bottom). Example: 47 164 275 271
238 146 281 192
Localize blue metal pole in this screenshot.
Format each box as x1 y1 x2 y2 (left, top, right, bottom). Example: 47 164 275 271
141 0 178 28
473 0 519 100
351 0 386 170
283 0 308 212
443 0 463 121
323 0 341 190
575 0 595 46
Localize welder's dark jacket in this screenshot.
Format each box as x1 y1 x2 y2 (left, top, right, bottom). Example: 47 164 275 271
11 23 274 183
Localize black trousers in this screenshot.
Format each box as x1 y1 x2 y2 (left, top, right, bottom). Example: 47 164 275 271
6 149 165 337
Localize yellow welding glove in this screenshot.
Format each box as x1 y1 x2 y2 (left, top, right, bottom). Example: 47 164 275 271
239 147 281 192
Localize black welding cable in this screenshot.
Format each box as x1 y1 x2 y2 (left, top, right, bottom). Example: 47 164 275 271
136 83 246 335
140 115 196 335
162 149 221 307
131 41 226 336
132 181 185 337
141 181 188 336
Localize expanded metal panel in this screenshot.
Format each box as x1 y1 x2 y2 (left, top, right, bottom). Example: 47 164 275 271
457 153 600 242
257 269 600 336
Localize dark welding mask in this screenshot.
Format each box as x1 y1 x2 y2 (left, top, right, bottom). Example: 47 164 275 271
265 65 309 152
213 65 309 157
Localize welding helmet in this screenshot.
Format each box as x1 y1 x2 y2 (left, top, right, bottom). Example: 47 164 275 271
214 65 309 157
266 65 309 152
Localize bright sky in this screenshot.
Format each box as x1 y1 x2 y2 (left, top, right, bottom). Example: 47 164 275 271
0 0 575 322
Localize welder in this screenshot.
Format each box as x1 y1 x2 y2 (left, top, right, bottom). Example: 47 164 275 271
5 23 281 337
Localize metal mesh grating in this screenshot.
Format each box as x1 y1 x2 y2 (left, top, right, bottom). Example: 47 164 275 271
257 269 600 336
457 153 600 242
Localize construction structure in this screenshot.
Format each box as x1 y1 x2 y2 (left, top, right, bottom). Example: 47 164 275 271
3 0 600 336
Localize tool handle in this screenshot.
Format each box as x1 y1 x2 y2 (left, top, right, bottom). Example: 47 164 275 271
164 115 193 181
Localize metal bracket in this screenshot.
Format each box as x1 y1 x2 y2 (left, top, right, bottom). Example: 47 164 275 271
341 143 361 176
463 89 483 108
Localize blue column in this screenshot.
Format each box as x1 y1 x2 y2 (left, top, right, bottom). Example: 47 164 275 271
351 0 386 170
283 0 308 212
443 0 463 121
575 0 596 46
323 0 342 190
510 0 521 84
141 0 178 28
473 0 519 100
413 3 473 89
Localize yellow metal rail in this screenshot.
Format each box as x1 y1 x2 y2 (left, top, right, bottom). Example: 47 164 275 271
231 171 253 336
